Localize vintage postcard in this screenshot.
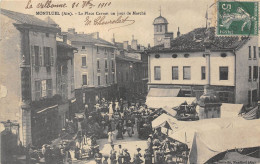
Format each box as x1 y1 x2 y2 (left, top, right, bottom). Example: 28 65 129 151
0 0 260 163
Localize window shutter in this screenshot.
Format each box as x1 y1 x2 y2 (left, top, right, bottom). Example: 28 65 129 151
39 47 42 66
31 45 34 66
50 48 54 66
43 47 46 66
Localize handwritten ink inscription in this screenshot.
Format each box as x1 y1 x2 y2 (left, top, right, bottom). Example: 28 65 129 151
25 0 110 9
85 16 135 31
25 0 146 30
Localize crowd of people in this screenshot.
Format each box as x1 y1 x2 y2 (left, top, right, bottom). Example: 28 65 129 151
23 97 190 164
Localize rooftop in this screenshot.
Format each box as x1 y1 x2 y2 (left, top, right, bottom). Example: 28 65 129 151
153 15 168 25
57 41 77 50
63 32 114 47
148 27 249 52
116 55 142 63
1 8 60 30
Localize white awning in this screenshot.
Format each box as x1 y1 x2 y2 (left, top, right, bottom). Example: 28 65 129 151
152 113 178 129
147 88 180 97
189 124 260 164
146 96 196 109
221 103 243 118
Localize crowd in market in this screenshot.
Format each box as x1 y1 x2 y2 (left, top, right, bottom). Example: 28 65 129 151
23 97 191 163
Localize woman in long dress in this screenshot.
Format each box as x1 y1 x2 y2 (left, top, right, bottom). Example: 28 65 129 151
108 131 114 145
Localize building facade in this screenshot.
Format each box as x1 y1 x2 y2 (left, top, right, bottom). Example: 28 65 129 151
148 26 259 106
116 55 143 101
0 9 61 146
56 35 77 129
64 29 117 111
113 36 147 101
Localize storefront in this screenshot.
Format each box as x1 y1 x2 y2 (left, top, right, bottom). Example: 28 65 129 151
31 105 59 147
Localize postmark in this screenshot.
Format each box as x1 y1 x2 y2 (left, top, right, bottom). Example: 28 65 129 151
217 1 258 36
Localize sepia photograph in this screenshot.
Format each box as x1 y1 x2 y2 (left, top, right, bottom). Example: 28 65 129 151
0 0 259 163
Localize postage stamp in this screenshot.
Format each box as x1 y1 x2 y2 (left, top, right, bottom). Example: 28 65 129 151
217 1 258 36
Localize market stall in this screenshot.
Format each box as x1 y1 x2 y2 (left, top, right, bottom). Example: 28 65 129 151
220 103 243 118
189 125 260 164
146 88 196 109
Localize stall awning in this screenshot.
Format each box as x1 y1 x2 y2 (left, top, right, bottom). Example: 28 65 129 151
146 96 196 109
152 113 178 129
221 103 243 118
189 125 260 164
147 88 180 97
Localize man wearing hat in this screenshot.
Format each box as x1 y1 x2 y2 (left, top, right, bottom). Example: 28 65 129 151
133 148 143 164
123 149 131 164
117 145 124 164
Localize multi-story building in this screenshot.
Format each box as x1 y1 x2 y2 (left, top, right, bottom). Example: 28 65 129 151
56 34 77 128
64 29 117 111
147 20 259 106
113 36 146 101
0 9 61 146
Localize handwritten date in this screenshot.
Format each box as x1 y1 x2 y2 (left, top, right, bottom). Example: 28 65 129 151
25 0 111 9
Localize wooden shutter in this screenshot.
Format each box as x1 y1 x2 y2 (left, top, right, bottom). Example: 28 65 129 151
31 45 34 66
43 47 46 66
39 47 42 66
50 48 54 66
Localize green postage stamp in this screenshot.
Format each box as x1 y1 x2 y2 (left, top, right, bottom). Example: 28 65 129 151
217 1 258 36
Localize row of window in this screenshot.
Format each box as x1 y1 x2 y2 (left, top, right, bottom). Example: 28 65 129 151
35 79 52 101
82 57 114 70
248 46 257 59
82 73 115 86
31 45 54 67
154 66 229 81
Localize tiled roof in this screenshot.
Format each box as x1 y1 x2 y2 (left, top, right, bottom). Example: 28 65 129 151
0 8 59 29
64 32 114 47
57 41 77 50
149 27 249 52
116 55 142 63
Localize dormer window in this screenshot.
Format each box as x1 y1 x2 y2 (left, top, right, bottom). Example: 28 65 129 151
221 53 227 57
172 54 177 58
155 54 160 58
82 46 85 50
184 54 190 58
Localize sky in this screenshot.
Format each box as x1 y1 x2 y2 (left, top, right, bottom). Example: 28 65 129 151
0 0 259 47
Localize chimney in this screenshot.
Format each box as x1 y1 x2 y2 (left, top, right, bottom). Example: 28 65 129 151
177 27 181 37
91 32 99 39
123 41 128 50
164 37 171 49
68 28 75 34
148 43 151 49
63 35 67 44
131 35 138 50
111 33 115 43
